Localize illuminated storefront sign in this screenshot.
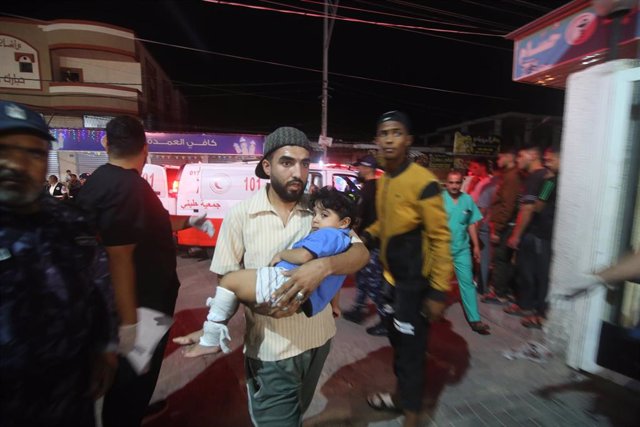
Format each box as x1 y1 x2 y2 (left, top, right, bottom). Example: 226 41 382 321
511 4 639 82
49 128 264 155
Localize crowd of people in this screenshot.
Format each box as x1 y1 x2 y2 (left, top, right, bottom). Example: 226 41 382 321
44 169 91 201
465 145 561 330
1 100 633 427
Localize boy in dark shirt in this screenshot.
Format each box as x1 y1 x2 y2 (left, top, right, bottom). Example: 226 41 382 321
504 145 548 317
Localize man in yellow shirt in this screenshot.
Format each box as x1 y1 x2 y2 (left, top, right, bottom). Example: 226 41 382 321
363 111 452 427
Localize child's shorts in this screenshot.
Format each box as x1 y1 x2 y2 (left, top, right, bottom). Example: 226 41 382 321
255 266 288 306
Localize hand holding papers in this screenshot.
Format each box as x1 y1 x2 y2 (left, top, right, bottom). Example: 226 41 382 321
126 307 173 375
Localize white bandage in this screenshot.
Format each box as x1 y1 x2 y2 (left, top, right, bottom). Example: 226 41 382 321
205 287 238 322
200 320 232 353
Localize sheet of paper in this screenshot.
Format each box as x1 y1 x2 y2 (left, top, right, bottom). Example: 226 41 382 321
126 307 173 375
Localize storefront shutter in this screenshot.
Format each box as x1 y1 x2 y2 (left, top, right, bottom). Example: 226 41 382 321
76 152 108 175
47 150 60 178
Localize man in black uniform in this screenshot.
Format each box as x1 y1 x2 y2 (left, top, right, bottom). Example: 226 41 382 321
0 101 117 427
77 115 213 427
343 154 386 336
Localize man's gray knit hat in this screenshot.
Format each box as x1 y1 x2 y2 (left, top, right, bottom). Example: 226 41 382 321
255 126 311 179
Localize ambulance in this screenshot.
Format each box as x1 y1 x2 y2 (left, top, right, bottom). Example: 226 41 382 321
141 163 181 215
175 161 361 248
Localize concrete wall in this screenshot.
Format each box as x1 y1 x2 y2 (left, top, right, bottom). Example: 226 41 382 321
59 57 142 91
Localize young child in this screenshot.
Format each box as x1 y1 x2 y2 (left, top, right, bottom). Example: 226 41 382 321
174 186 358 357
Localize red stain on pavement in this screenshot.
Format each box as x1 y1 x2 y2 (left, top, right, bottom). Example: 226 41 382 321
145 308 252 427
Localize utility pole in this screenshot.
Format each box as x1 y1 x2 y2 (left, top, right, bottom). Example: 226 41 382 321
321 0 338 162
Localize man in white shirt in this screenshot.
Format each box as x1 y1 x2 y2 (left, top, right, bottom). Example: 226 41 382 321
47 174 67 200
202 127 369 426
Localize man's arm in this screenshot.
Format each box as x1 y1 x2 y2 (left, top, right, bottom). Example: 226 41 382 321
507 204 534 249
534 178 555 213
419 181 453 300
507 172 543 249
273 240 369 307
170 216 190 232
88 245 119 398
490 171 520 239
362 219 381 248
104 244 138 325
270 247 314 266
170 214 215 237
419 180 453 322
597 251 640 284
468 223 481 263
468 198 483 262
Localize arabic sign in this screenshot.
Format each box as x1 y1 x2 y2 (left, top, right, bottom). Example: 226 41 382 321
0 35 41 90
513 5 639 81
428 153 453 170
50 128 264 155
453 132 501 156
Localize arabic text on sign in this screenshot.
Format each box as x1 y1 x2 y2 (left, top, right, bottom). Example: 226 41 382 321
3 73 26 86
0 38 23 50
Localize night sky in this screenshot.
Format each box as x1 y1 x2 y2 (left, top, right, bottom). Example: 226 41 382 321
1 0 570 140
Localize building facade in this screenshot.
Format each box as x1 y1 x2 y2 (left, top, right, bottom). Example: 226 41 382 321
0 17 187 130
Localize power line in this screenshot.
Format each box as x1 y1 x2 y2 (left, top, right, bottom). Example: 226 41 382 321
204 0 505 37
459 0 538 20
299 0 497 31
139 36 511 100
387 0 515 32
330 71 511 101
498 0 554 13
200 1 512 50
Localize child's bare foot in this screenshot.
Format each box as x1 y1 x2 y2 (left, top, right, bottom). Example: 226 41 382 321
173 329 204 345
182 343 222 358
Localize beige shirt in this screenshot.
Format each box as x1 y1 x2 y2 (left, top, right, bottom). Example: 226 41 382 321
210 185 336 361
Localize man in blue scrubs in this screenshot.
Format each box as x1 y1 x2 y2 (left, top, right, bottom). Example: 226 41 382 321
443 171 491 335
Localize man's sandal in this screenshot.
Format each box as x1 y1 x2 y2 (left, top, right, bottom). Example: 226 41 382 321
503 304 529 317
470 321 491 335
521 316 543 329
367 392 402 413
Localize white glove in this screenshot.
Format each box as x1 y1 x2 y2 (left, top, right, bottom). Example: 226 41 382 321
188 212 215 238
118 323 138 355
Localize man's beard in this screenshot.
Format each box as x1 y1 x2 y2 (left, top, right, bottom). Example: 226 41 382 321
271 177 305 203
0 169 41 209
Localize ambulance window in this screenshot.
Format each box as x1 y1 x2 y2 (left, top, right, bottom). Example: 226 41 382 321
307 172 322 192
333 174 359 194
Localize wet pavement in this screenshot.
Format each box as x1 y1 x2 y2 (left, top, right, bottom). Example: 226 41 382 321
142 255 640 427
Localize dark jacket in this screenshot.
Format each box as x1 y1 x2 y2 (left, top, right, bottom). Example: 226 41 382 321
490 167 521 234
